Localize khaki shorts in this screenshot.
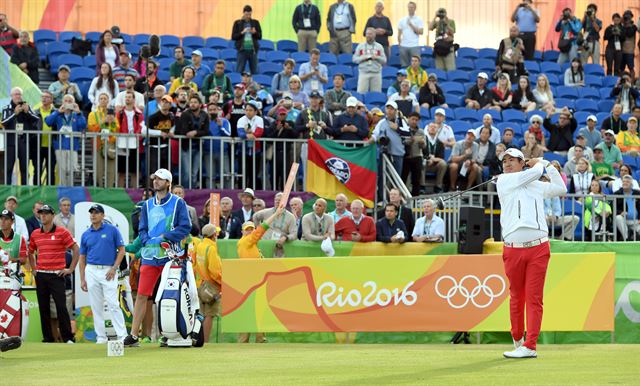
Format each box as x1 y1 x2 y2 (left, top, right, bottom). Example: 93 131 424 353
198 285 221 318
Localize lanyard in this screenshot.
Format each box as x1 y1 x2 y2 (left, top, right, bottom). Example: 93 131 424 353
336 3 347 15
315 215 325 234
423 219 432 235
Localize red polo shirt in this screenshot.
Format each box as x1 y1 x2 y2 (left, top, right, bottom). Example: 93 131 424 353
29 225 76 271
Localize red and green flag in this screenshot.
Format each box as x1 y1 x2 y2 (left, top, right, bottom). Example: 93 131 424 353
306 139 377 208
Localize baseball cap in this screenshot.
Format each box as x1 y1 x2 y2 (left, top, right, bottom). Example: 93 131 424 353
346 96 358 107
604 129 615 136
89 204 105 213
234 83 245 90
242 221 256 231
370 107 384 116
309 90 323 99
37 204 55 214
201 224 221 237
246 100 260 110
428 73 437 80
576 133 585 139
241 71 252 77
385 100 398 110
276 107 288 115
191 49 203 57
239 188 255 199
0 209 15 220
593 147 603 152
434 108 446 117
397 69 407 76
5 195 18 204
477 72 489 80
119 51 131 58
58 64 71 73
628 116 638 123
466 129 476 137
151 168 173 182
586 115 598 122
498 147 525 161
161 95 173 103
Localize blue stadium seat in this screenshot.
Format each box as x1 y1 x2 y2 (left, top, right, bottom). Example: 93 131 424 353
526 110 546 123
596 112 610 124
388 56 402 67
157 47 172 58
259 39 275 52
546 73 560 86
453 108 478 122
345 77 358 91
228 72 242 84
584 75 603 87
440 82 465 95
199 48 218 61
446 95 464 108
446 70 469 82
524 60 540 73
556 86 579 99
474 59 495 71
257 51 271 62
554 98 575 109
450 120 472 134
266 50 289 64
57 53 83 68
157 58 173 71
419 107 430 119
479 109 501 122
82 55 96 69
573 111 590 125
219 48 237 61
497 122 518 134
34 29 56 44
540 62 561 74
382 78 393 90
390 45 400 56
181 47 193 56
431 106 454 119
363 92 387 105
277 40 298 52
382 67 398 79
156 70 170 83
502 109 526 124
119 33 132 45
329 65 353 78
599 88 613 100
36 42 48 62
421 57 434 69
69 67 95 82
133 34 150 46
598 100 614 113
544 152 567 166
159 34 180 48
83 31 101 43
350 92 363 101
542 50 560 62
320 52 337 65
290 51 310 64
574 99 598 113
183 36 204 49
426 68 447 81
584 63 605 76
457 47 479 60
259 62 280 76
603 76 618 88
47 41 70 59
455 58 474 71
252 74 271 87
578 87 600 99
337 53 354 65
421 46 433 57
318 42 331 53
205 37 229 49
477 48 498 60
59 31 81 43
622 156 638 171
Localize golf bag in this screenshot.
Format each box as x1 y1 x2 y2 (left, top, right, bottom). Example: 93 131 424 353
0 249 29 339
155 242 204 347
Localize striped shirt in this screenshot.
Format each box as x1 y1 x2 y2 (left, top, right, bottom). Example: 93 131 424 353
28 225 76 271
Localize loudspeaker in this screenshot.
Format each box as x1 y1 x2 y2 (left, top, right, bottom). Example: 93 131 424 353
458 206 485 254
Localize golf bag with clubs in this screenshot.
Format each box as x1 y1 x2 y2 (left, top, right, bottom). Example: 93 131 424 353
155 241 204 347
0 249 29 340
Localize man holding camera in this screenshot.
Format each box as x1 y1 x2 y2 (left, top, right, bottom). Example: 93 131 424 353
620 11 637 75
1 87 39 185
579 4 602 65
555 8 582 64
611 72 639 114
511 0 539 61
604 13 626 76
429 8 456 71
299 49 329 96
370 100 410 176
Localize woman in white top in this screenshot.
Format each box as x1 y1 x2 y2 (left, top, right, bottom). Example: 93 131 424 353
532 74 555 115
95 30 120 75
609 163 640 191
88 63 118 111
563 57 585 87
569 157 594 195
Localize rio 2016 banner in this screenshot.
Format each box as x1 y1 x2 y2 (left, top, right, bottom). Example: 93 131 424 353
222 253 614 332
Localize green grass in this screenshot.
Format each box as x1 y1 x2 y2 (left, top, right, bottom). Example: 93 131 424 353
2 343 639 385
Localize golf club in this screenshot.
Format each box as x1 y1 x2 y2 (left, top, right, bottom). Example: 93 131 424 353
434 177 498 210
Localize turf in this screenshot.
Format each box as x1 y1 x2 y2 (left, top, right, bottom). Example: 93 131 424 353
2 343 638 385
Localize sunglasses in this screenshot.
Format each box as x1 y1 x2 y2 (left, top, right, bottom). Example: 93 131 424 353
532 121 541 125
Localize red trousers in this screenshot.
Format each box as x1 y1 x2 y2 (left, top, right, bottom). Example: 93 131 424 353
502 241 550 350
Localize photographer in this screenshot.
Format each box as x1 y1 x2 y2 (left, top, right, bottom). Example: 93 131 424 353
604 13 625 76
369 100 410 176
401 112 426 196
555 7 582 64
266 107 297 191
579 4 602 64
620 10 637 74
511 0 540 60
1 87 39 185
429 8 456 71
610 72 639 114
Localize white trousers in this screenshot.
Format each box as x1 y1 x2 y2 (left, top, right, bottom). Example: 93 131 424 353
86 264 127 341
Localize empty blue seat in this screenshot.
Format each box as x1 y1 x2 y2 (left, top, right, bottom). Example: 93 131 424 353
546 73 560 86
596 112 610 123
363 92 387 106
450 120 472 134
337 53 354 65
599 88 613 100
219 48 237 61
388 55 401 67
329 65 353 78
318 42 331 53
421 57 434 68
57 53 83 68
320 53 337 65
158 58 173 71
455 58 474 71
69 66 95 82
457 47 478 60
584 75 603 87
382 66 399 79
290 51 310 64
277 40 298 52
156 70 170 83
622 156 638 171
345 77 358 91
477 48 497 60
199 48 218 61
540 62 562 74
82 55 96 69
542 50 560 62
419 107 430 119
426 68 447 81
573 112 590 125
350 91 363 101
183 36 205 49
446 95 464 108
34 29 56 44
259 62 281 76
266 50 289 64
544 152 568 166
47 41 70 58
440 82 465 95
228 72 242 84
453 108 478 122
554 98 575 109
598 100 614 113
603 76 618 88
502 109 526 123
584 63 605 76
524 60 540 73
497 122 519 134
159 34 180 48
421 46 433 57
446 70 469 82
578 87 600 99
205 37 229 49
258 39 275 52
556 86 579 99
474 59 495 71
133 34 150 46
574 98 599 113
252 74 271 87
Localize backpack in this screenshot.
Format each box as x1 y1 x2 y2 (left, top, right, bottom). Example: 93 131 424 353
70 37 93 57
433 39 453 56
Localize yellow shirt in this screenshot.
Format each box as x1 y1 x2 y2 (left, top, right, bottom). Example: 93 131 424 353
616 130 640 152
168 78 198 96
237 225 268 259
38 106 54 147
192 237 222 287
87 108 119 151
406 66 428 89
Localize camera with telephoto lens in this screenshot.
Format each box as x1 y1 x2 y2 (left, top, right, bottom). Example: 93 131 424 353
210 112 217 120
106 107 115 115
378 135 390 155
586 10 593 17
562 10 571 20
436 9 446 18
623 11 632 23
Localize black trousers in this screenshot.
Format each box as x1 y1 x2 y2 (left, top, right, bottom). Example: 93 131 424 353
36 146 57 185
4 140 29 184
35 272 74 342
605 47 623 76
402 156 423 196
519 32 536 61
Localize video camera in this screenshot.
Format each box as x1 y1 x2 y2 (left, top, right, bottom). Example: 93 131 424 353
436 8 446 19
562 9 571 20
623 11 633 23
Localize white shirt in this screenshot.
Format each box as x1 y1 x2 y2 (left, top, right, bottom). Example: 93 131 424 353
434 123 454 145
236 115 265 135
88 77 118 110
611 177 640 192
114 90 146 111
398 15 424 47
496 162 567 243
412 214 445 240
388 92 419 112
104 46 117 68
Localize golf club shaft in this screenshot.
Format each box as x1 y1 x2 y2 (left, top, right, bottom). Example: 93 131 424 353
441 177 497 203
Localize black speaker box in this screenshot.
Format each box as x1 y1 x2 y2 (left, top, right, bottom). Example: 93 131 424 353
458 206 486 254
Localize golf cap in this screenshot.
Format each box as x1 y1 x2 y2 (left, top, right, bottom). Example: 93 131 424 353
246 100 260 110
276 107 288 115
242 221 256 231
593 147 603 152
499 148 525 161
435 108 446 117
239 188 255 199
242 71 252 77
586 115 598 122
428 73 437 80
234 83 245 90
191 49 203 57
5 195 18 204
628 116 638 123
346 96 358 107
397 69 407 76
151 168 172 182
0 209 15 220
604 129 615 136
161 95 173 103
37 204 55 214
89 204 105 213
201 224 221 237
58 64 70 73
309 90 323 99
385 100 398 110
370 107 384 116
466 129 476 137
119 51 131 58
477 72 489 80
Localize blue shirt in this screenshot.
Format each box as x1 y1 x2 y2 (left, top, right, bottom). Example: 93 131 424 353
298 62 328 95
332 112 369 140
515 6 538 33
205 117 231 153
80 222 125 265
44 111 87 151
625 196 637 220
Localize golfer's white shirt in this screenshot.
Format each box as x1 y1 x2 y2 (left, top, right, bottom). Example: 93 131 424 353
497 162 567 243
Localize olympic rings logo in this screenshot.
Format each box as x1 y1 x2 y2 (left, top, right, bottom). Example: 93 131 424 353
435 274 506 309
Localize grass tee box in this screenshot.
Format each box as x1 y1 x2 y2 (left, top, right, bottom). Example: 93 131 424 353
222 253 614 333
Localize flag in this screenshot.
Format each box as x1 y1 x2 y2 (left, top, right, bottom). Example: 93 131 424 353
306 139 376 207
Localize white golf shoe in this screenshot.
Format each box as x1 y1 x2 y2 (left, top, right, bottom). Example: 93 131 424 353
513 337 524 349
503 345 537 359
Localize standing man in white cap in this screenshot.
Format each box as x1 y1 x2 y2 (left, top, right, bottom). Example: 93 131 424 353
331 96 369 140
233 188 256 225
578 115 601 150
353 27 386 93
124 168 191 347
79 204 127 343
370 100 410 175
497 148 566 358
464 72 493 110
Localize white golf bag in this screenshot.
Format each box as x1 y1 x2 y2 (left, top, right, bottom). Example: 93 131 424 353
0 250 29 340
154 242 204 347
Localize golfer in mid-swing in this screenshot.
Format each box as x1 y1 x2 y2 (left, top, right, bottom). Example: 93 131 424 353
496 148 566 358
